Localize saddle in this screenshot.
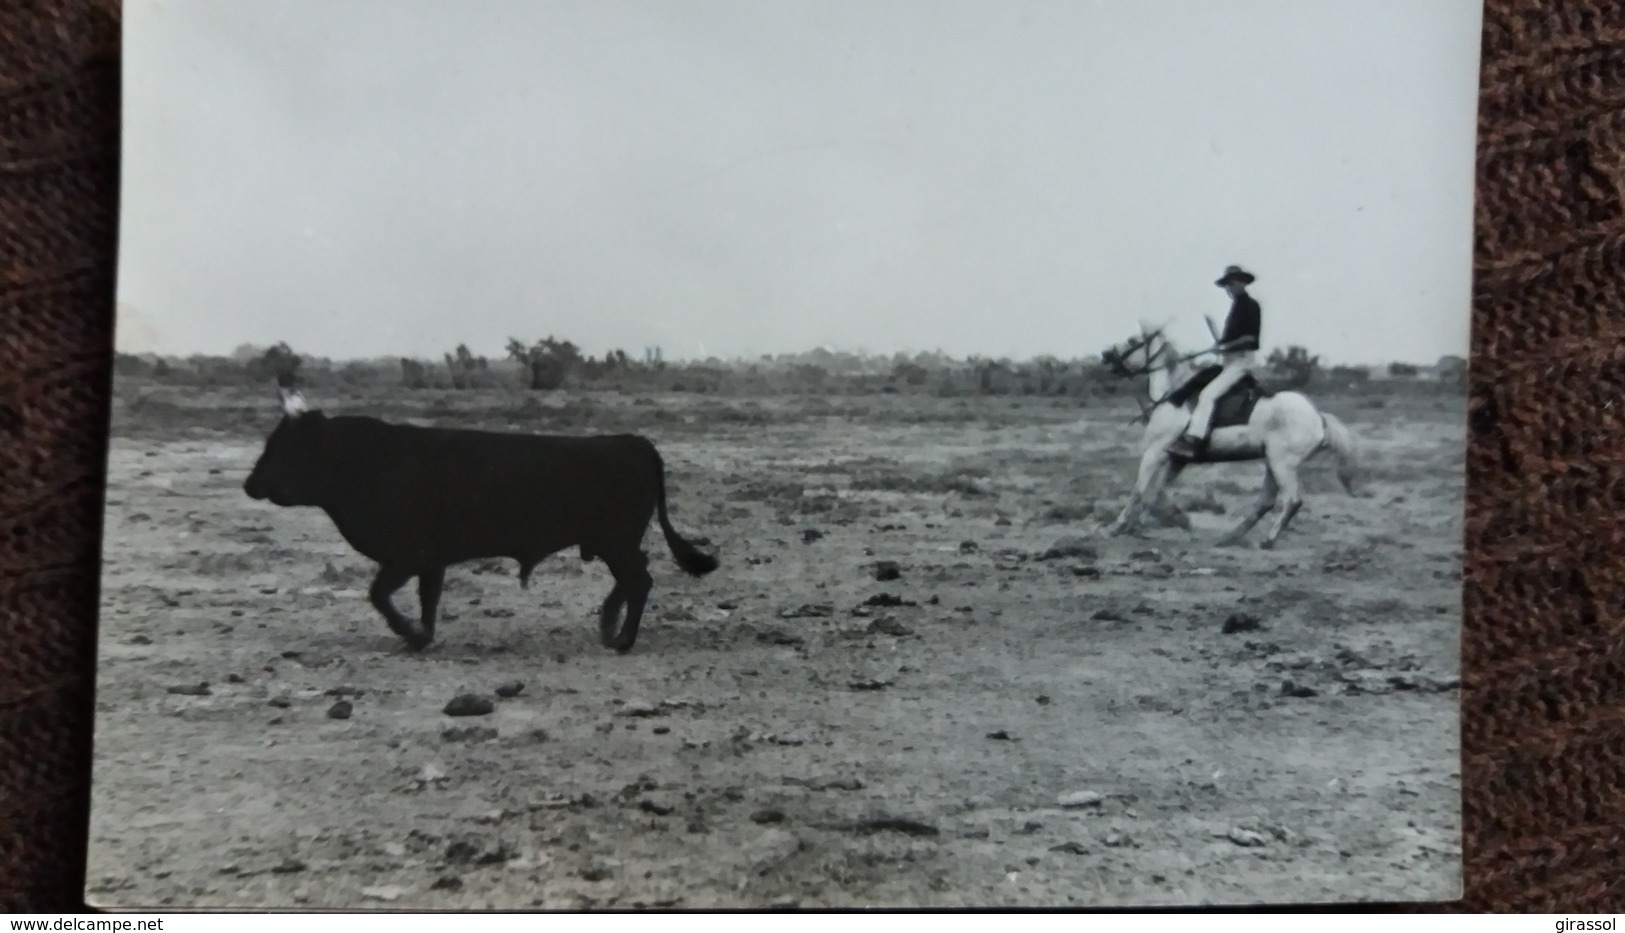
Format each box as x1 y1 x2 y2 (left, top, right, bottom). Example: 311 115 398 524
1166 365 1272 429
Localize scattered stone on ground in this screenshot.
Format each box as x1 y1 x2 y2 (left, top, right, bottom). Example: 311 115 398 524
443 694 495 717
1039 537 1098 562
1227 828 1269 847
866 617 912 637
1222 613 1263 634
1058 790 1105 809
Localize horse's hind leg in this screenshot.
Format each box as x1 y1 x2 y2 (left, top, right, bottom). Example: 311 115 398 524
1259 453 1305 549
1216 466 1277 547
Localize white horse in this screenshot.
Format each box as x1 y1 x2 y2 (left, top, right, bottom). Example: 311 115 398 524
1101 321 1360 548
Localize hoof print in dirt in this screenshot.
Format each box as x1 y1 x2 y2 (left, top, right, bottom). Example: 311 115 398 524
757 628 806 647
801 528 824 544
1222 613 1264 634
986 730 1016 741
873 560 902 581
166 683 211 696
639 799 674 816
267 696 292 709
1279 680 1318 698
443 694 496 717
1039 537 1098 562
270 858 307 874
579 866 613 882
1049 841 1088 855
442 725 498 743
430 875 463 892
750 808 786 825
494 680 525 698
326 700 353 720
1057 790 1105 809
958 540 980 554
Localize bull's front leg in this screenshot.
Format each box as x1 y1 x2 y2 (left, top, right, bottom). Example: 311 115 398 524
369 565 432 651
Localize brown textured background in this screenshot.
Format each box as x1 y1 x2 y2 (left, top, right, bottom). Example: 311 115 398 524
2 0 1622 913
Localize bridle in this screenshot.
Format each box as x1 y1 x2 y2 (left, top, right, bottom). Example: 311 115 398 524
1102 328 1213 424
1104 330 1175 423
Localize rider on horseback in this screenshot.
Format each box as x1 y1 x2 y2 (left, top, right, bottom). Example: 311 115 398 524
1165 265 1262 460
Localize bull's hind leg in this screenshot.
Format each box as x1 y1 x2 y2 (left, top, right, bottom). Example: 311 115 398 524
600 550 654 653
417 567 445 646
598 585 626 645
369 565 432 651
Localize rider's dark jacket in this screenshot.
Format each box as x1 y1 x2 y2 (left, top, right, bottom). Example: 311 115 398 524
1218 293 1262 352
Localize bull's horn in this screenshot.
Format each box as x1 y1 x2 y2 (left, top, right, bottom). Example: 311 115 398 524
279 386 308 416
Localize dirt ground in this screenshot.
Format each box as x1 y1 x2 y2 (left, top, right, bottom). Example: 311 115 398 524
86 384 1464 909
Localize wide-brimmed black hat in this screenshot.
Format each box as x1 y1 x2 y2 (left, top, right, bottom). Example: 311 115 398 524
1215 265 1255 286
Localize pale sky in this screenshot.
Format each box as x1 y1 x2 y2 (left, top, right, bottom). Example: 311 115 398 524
119 0 1483 365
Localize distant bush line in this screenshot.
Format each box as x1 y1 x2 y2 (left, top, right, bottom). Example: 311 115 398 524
111 340 1467 399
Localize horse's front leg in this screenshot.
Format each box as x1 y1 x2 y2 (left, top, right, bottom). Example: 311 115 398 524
1107 446 1172 536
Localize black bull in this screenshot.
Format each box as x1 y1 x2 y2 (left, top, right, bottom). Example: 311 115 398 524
242 410 719 653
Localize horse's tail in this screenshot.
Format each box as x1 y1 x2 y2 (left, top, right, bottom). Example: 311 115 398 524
1319 413 1360 494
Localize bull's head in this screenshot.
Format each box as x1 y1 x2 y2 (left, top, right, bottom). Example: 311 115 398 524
243 386 329 507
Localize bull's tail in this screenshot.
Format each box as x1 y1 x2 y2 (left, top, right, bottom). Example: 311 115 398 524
651 446 719 577
1319 412 1360 495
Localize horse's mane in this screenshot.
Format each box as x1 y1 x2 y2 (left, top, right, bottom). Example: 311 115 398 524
1150 330 1191 382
